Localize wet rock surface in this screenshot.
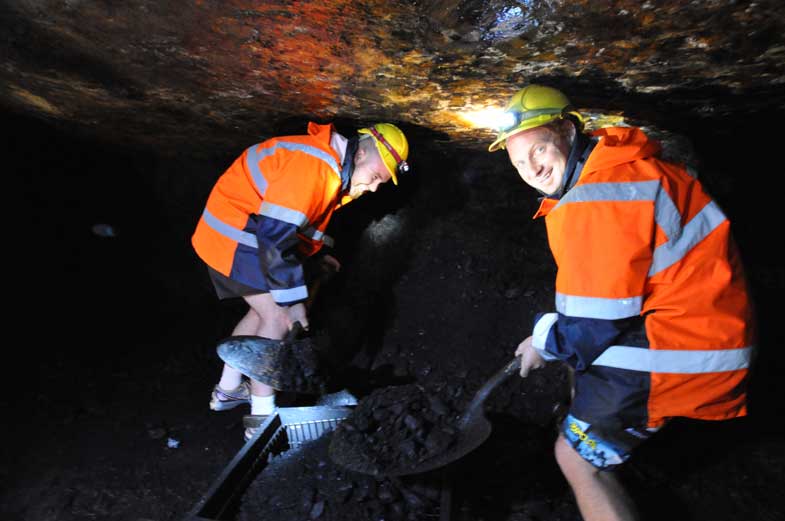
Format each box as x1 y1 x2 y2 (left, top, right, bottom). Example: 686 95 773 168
329 383 469 476
238 433 443 521
2 1 785 152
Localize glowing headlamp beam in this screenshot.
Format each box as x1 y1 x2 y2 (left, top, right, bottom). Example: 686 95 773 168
457 107 513 130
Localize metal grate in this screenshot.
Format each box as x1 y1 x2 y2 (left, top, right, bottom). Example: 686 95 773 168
184 405 451 521
284 418 344 448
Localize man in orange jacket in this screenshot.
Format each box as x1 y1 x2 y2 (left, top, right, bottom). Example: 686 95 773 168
489 85 755 521
192 121 410 440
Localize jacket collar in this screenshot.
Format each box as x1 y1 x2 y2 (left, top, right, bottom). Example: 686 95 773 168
533 131 597 218
561 131 596 195
339 136 358 192
330 131 355 192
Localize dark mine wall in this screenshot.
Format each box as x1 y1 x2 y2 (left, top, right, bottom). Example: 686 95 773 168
5 104 785 521
10 107 782 374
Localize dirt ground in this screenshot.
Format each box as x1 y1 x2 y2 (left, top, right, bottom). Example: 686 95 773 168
3 113 785 521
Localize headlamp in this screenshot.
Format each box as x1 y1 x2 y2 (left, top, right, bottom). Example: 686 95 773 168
496 111 521 132
496 107 566 133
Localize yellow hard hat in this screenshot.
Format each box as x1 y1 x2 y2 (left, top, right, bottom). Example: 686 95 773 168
488 85 585 152
358 123 410 185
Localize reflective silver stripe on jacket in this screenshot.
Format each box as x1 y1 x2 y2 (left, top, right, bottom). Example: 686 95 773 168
552 179 727 319
245 141 341 197
201 209 325 249
556 293 643 320
592 345 752 373
202 209 258 248
271 285 308 303
301 225 325 242
648 200 726 276
246 145 269 195
555 180 660 209
532 313 560 361
259 201 309 228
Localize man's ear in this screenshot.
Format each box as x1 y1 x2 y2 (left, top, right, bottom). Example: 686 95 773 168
354 145 366 163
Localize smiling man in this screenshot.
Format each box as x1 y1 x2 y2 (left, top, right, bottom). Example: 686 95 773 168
489 85 755 521
192 121 409 440
507 124 571 195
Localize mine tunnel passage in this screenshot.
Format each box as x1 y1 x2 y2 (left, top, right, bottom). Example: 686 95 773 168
5 106 785 521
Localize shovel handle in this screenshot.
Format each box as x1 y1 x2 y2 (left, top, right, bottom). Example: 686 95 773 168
284 269 327 342
285 320 305 342
479 356 522 396
288 259 335 339
460 356 522 425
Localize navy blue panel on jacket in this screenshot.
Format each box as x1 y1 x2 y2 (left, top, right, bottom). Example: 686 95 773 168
540 313 652 429
571 365 651 429
254 214 306 304
540 313 647 371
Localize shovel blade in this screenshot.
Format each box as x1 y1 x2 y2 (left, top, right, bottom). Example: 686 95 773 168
217 335 331 394
217 335 288 389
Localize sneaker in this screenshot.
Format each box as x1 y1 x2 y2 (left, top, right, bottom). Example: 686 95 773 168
209 381 251 411
243 413 273 441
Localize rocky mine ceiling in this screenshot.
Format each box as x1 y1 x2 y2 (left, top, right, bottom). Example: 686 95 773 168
2 0 784 153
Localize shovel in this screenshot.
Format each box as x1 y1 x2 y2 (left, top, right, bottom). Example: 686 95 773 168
331 356 522 476
217 321 330 394
216 263 338 394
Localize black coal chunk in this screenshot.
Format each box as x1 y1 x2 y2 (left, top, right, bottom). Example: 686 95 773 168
274 335 331 393
328 383 468 475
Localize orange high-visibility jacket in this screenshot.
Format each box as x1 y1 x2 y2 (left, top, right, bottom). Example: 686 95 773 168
192 122 352 304
531 127 755 428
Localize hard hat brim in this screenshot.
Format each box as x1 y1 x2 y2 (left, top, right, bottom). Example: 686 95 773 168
488 115 560 152
488 111 585 152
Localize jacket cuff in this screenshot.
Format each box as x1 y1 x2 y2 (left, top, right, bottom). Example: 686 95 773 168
270 285 308 305
532 313 560 361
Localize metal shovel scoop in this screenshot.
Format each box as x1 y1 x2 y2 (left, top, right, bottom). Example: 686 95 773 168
331 356 522 476
216 322 330 394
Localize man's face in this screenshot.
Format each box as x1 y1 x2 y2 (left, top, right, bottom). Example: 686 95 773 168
506 125 571 195
349 146 391 200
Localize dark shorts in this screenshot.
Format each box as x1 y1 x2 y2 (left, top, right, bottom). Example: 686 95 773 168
561 413 662 470
207 267 267 300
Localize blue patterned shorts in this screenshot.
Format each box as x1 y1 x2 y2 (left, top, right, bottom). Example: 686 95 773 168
561 414 662 470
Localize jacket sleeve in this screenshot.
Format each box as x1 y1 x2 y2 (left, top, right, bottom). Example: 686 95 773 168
296 211 334 257
532 312 646 371
256 215 308 305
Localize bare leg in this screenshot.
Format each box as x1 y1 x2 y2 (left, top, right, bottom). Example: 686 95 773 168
554 435 639 521
217 309 261 390
243 293 291 398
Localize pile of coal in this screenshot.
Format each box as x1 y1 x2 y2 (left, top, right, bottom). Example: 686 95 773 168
328 382 469 476
273 335 332 394
238 433 441 521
